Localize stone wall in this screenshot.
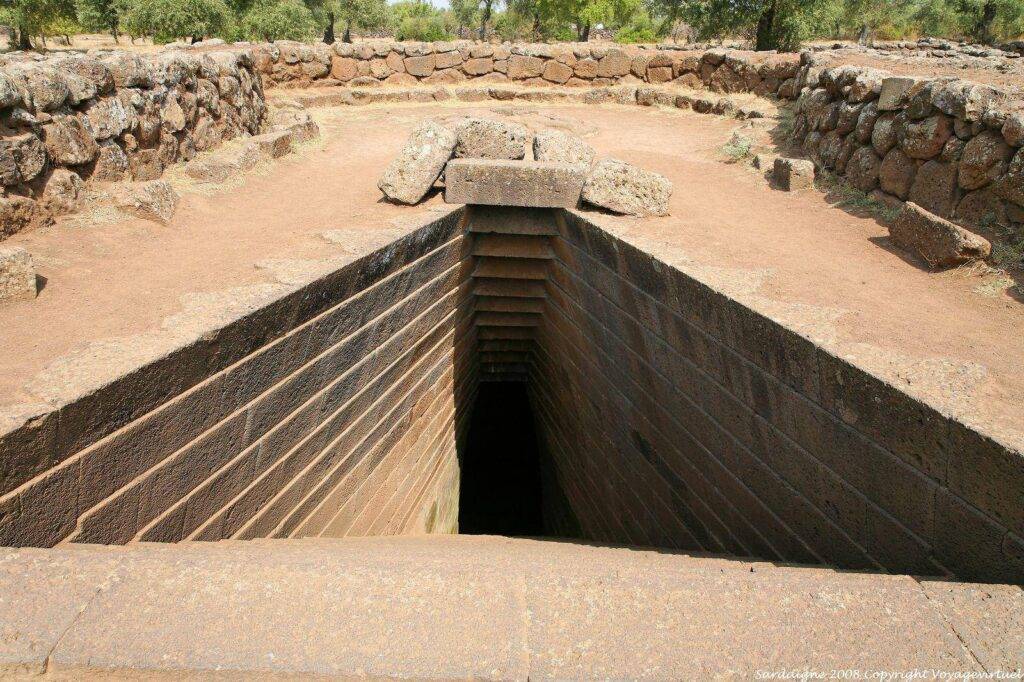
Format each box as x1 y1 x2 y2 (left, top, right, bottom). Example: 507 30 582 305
251 40 802 97
0 211 472 546
0 46 267 239
793 56 1024 234
531 210 1024 584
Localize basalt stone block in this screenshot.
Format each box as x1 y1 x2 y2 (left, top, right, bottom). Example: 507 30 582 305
454 118 528 160
532 129 595 168
444 159 585 208
0 246 37 303
582 159 672 216
110 180 180 224
378 121 457 205
889 201 991 268
773 157 815 191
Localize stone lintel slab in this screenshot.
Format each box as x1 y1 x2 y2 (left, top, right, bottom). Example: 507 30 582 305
444 159 585 208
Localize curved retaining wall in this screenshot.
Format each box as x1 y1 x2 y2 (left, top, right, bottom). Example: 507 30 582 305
250 40 802 97
1 206 1021 584
794 56 1024 233
0 47 267 238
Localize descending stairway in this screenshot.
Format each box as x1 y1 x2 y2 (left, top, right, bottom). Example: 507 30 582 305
1 535 1019 678
469 207 557 383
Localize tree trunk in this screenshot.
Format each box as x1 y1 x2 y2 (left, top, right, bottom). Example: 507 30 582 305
532 11 541 41
324 10 335 44
112 22 119 42
191 35 202 44
580 22 591 41
754 0 776 51
977 0 997 45
857 23 869 45
479 0 492 41
17 24 31 50
343 20 352 43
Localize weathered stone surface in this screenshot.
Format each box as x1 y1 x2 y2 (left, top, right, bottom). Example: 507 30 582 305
846 146 881 192
958 130 1012 190
0 246 36 302
596 50 632 78
378 121 457 204
249 130 293 159
0 195 36 238
404 55 436 77
582 158 672 216
464 58 494 76
445 159 585 208
909 160 959 217
41 168 83 215
954 187 1007 228
84 95 135 140
42 116 98 166
331 57 357 81
454 118 527 160
889 201 991 268
93 140 130 181
532 130 595 168
871 113 901 156
110 180 180 224
0 132 45 185
901 115 953 160
507 56 544 80
774 157 815 191
0 537 1013 678
879 147 917 200
542 61 573 84
995 149 1024 207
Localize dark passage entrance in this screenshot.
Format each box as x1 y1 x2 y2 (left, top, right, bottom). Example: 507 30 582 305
459 382 545 536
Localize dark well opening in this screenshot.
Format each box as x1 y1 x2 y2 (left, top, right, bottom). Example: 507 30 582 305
458 382 546 536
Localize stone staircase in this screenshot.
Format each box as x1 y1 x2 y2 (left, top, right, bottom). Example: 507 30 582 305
1 534 1020 678
469 206 557 383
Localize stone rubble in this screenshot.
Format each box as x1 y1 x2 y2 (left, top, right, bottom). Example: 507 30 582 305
0 245 36 302
109 180 180 224
454 118 528 160
581 158 673 216
774 157 816 191
377 121 458 204
532 130 596 168
889 201 991 268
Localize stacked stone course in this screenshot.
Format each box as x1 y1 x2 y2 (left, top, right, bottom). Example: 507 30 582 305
792 52 1024 236
0 46 267 239
252 39 802 97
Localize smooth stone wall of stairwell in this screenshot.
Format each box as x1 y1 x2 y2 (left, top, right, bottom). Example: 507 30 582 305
0 211 474 546
528 211 1024 584
1 206 1021 584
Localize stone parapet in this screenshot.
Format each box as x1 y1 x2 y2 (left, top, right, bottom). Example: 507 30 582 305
0 46 267 240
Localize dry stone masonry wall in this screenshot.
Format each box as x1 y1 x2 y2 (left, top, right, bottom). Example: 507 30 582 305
0 46 267 239
253 40 802 97
793 53 1024 235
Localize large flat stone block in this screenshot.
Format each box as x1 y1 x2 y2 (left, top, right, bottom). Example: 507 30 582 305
444 159 585 208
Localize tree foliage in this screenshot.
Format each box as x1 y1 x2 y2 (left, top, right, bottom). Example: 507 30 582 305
115 0 231 42
238 0 316 40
